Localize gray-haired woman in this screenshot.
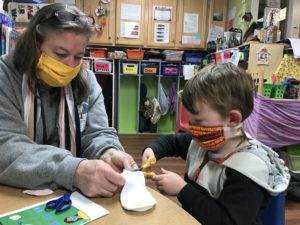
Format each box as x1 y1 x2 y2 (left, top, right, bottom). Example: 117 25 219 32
0 3 136 197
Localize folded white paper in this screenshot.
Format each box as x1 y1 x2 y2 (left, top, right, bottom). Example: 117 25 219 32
120 170 156 212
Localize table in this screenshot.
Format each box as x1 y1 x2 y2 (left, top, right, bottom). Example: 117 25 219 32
0 185 200 225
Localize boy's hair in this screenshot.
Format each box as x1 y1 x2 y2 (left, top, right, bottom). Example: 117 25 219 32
13 3 94 103
181 63 255 121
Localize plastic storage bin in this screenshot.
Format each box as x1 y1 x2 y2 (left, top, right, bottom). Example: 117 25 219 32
82 58 92 70
89 48 106 58
163 50 184 61
288 144 300 171
263 84 286 99
126 49 144 60
263 84 273 98
94 60 112 73
161 64 180 76
183 51 202 63
274 85 286 99
122 63 138 74
141 63 159 75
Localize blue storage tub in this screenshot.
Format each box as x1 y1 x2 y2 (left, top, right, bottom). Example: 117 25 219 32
183 51 202 63
141 63 159 75
161 64 180 76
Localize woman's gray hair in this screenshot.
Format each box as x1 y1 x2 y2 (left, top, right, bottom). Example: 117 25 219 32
13 3 94 103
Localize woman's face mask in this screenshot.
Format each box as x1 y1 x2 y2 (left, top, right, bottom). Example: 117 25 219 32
37 52 81 87
189 123 243 150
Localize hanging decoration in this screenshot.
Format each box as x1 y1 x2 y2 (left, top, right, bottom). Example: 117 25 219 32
94 1 109 37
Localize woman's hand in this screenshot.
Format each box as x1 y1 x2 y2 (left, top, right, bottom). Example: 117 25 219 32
152 168 187 196
73 159 125 197
100 148 138 171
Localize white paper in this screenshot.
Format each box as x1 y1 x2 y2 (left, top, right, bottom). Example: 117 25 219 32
0 192 108 223
121 3 141 21
182 35 201 45
228 7 236 20
71 192 108 220
153 5 172 21
230 50 242 66
207 25 224 42
288 38 300 58
55 0 75 5
183 65 195 80
183 13 198 33
154 23 169 43
8 3 48 22
121 21 140 39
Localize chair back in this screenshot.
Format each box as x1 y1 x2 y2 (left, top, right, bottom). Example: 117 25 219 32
176 102 190 133
260 192 285 225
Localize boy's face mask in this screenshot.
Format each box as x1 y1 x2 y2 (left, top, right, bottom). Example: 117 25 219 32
189 123 243 150
37 52 81 87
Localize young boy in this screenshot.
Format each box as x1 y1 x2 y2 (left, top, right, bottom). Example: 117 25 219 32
142 63 290 225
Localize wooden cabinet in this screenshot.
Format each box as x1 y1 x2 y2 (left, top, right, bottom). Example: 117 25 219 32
175 0 208 49
146 0 178 48
208 0 227 30
115 0 146 46
79 0 115 46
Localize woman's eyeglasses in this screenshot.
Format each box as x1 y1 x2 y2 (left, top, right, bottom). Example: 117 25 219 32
40 10 94 25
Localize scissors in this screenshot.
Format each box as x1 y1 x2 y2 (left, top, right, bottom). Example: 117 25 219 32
127 156 157 178
45 193 72 214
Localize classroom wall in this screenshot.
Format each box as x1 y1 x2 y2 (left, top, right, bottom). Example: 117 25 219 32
286 0 300 38
227 0 252 32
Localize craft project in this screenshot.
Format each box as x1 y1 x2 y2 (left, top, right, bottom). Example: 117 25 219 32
120 170 156 212
0 192 108 225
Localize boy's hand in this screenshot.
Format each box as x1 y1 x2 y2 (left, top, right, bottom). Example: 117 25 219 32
142 147 156 166
152 168 187 196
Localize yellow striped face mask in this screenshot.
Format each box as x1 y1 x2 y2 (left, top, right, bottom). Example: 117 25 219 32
37 52 81 87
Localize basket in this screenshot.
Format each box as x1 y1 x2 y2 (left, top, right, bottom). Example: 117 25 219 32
263 84 274 98
288 144 300 171
94 60 112 73
263 84 286 99
141 63 159 75
161 64 180 76
89 48 106 58
183 51 202 63
274 85 286 99
163 50 184 61
126 49 144 60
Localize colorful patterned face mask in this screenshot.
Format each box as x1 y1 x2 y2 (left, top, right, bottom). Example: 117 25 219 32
189 123 243 150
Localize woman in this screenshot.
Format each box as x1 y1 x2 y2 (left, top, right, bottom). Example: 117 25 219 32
0 3 136 197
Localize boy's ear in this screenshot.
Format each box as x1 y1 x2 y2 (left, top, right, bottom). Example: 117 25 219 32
228 110 242 127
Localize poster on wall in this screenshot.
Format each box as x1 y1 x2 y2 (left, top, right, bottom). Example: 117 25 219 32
8 2 48 22
182 34 201 45
154 22 169 43
121 3 141 21
153 6 172 21
121 21 140 39
183 13 198 33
